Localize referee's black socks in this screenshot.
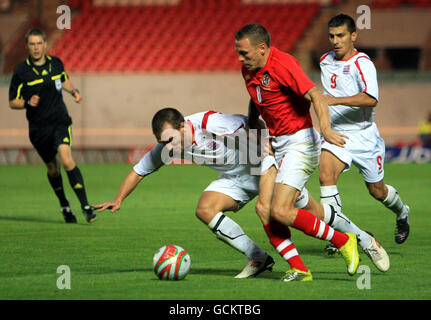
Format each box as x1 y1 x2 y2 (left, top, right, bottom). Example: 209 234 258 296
66 166 89 209
47 173 69 208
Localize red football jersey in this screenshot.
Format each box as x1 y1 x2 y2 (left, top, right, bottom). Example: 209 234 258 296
242 47 316 136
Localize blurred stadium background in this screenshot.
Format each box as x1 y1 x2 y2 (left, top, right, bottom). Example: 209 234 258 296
1 0 431 165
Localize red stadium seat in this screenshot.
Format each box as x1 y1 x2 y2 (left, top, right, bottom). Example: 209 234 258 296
50 1 320 73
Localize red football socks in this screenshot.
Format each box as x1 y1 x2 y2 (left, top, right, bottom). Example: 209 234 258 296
264 222 308 273
292 209 348 248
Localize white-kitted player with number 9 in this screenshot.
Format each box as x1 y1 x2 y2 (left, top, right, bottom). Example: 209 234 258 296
319 14 410 251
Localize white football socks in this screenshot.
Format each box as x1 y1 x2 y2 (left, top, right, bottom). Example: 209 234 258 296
322 203 372 248
320 185 342 210
382 185 409 220
208 212 266 260
295 187 310 209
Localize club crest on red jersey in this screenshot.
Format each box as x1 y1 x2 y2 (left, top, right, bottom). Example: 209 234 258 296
262 72 270 86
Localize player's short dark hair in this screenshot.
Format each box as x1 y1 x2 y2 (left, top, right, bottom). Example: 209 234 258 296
25 28 46 43
328 14 356 33
235 24 271 47
152 108 185 140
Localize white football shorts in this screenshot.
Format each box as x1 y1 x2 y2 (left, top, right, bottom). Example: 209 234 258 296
204 173 260 211
272 127 321 191
321 123 385 183
203 171 310 212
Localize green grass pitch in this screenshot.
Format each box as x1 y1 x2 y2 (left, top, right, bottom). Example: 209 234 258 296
0 163 430 300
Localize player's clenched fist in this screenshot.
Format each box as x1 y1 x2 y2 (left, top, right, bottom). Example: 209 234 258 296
71 89 82 103
28 95 40 107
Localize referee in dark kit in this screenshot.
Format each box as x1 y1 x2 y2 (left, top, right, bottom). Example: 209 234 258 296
8 28 97 224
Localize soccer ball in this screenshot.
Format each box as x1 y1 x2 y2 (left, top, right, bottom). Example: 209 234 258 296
152 244 191 280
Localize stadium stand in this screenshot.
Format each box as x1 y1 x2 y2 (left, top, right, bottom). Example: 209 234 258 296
49 0 320 72
2 0 431 165
372 0 431 8
0 11 34 73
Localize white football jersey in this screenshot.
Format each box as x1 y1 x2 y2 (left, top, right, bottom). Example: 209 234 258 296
320 50 379 131
133 111 259 177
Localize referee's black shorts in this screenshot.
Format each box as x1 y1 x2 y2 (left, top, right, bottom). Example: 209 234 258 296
29 123 73 163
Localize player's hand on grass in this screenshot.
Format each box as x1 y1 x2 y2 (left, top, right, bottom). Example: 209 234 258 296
321 127 348 148
92 201 121 213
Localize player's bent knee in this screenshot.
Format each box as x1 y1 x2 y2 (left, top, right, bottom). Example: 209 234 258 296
270 204 282 219
46 161 60 176
319 169 336 185
58 145 75 170
270 204 295 225
195 206 217 225
61 158 76 171
47 167 60 176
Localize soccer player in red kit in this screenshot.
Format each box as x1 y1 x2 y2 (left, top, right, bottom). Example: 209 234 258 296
234 24 359 280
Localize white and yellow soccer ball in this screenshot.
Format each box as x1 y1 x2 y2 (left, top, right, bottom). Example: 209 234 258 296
152 244 191 280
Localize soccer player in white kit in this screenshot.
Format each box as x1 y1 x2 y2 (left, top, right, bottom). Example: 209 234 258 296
319 14 410 247
94 108 322 279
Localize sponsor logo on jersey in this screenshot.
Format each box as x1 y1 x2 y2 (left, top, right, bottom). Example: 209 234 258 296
262 72 270 86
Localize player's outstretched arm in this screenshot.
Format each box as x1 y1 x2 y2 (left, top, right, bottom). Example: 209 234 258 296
324 92 377 107
305 88 348 148
93 169 143 213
